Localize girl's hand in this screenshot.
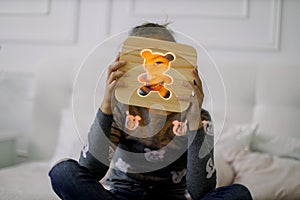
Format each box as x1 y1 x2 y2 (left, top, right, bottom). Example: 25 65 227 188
178 68 204 131
100 53 126 114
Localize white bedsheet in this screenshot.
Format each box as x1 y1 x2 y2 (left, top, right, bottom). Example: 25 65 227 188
0 161 58 200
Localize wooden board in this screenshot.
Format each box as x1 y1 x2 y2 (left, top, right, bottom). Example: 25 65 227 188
114 36 197 112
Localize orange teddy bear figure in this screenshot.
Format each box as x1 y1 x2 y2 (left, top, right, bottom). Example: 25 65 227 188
138 49 175 99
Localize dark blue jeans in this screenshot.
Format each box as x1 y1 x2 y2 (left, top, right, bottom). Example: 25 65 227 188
49 159 252 200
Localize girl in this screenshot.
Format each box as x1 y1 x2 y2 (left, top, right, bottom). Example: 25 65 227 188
49 23 252 200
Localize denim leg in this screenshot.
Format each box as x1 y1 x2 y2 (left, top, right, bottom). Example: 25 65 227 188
201 184 253 200
110 188 146 200
49 159 117 200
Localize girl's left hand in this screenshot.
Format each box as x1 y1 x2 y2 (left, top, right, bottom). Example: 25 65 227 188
178 68 204 131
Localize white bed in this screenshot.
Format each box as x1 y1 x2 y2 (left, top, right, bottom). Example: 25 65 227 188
0 64 299 200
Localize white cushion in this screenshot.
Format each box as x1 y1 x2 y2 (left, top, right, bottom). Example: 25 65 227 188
251 129 300 160
50 108 83 165
214 151 235 187
255 65 300 107
231 151 300 200
0 71 35 154
0 161 58 200
216 123 258 151
253 105 300 138
216 65 257 130
253 65 300 137
215 123 258 187
250 65 300 159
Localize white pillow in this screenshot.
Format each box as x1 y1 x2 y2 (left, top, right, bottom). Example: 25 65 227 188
251 131 300 160
214 124 258 186
231 151 300 200
50 108 83 165
214 151 234 187
216 123 258 153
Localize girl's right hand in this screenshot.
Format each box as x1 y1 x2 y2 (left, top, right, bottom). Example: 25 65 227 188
100 53 126 114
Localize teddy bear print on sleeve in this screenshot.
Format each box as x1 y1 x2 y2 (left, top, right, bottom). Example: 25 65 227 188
170 168 187 184
172 120 188 136
202 120 214 136
125 111 141 131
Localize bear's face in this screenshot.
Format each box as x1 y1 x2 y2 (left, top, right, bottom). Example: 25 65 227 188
125 111 141 130
172 120 188 136
144 148 166 162
141 49 175 76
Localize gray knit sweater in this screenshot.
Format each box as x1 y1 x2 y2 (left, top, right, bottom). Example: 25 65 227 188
79 103 216 200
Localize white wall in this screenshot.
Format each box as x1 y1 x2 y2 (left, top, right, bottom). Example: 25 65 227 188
108 0 300 65
0 0 299 159
0 0 112 158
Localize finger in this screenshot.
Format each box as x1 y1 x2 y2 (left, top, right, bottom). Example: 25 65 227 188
179 70 201 88
107 79 117 92
178 80 201 99
107 79 128 95
191 85 204 104
108 60 126 74
192 71 204 99
107 52 121 74
192 81 204 98
192 69 202 88
107 70 125 84
107 70 124 83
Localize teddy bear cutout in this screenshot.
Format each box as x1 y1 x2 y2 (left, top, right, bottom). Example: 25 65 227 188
137 49 175 100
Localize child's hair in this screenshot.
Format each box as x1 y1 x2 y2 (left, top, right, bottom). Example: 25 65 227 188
129 22 176 42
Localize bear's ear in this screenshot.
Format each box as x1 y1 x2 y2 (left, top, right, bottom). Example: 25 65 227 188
165 52 175 62
135 115 141 121
141 49 153 59
173 120 179 125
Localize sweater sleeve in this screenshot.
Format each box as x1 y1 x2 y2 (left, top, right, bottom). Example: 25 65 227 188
186 109 216 200
78 109 114 181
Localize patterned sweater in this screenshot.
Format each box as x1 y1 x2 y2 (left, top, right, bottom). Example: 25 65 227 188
79 103 216 199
